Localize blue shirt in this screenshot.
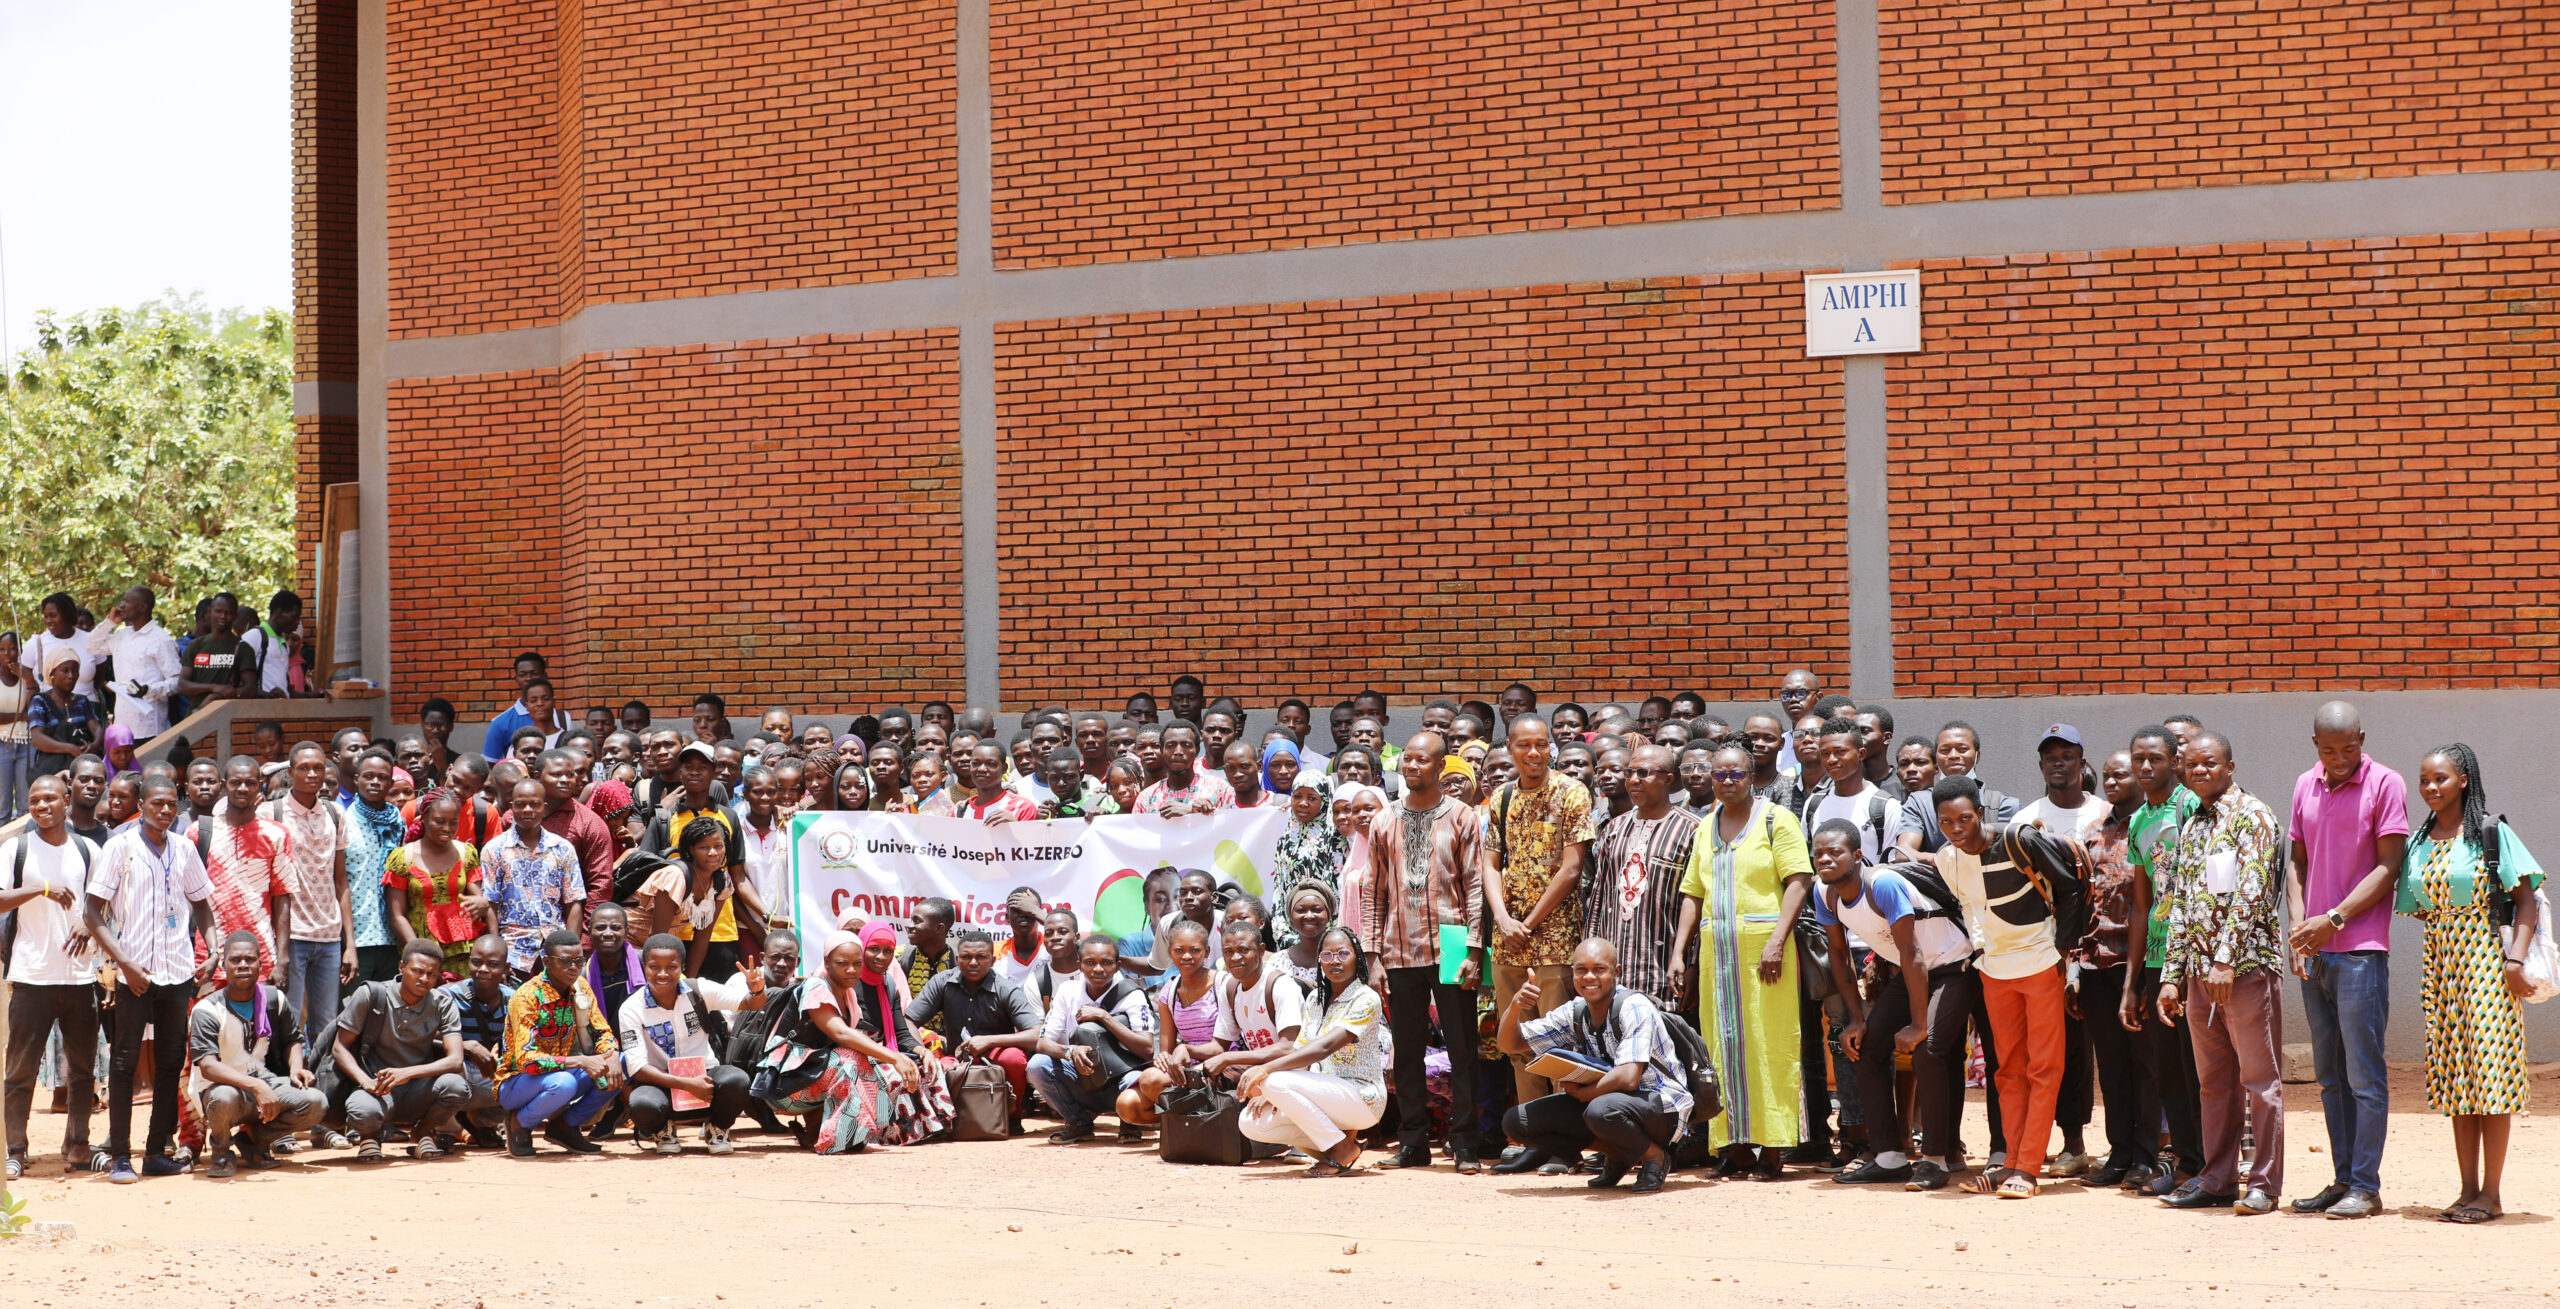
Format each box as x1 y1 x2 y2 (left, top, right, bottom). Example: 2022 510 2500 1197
480 703 533 761
440 978 517 1057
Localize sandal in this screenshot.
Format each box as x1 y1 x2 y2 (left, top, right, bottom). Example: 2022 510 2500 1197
1997 1172 2039 1199
2442 1205 2499 1224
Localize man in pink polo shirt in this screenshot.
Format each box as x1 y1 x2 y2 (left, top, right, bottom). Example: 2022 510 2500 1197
2283 701 2408 1220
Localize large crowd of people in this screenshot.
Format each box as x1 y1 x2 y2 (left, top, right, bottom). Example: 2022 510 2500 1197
0 609 2548 1223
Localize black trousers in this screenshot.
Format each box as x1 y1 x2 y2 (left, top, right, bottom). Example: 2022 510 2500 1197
2056 1005 2093 1135
1855 962 1975 1160
1798 971 1833 1146
1504 1091 1676 1164
2131 966 2204 1175
1384 966 1478 1152
5 982 99 1158
2077 965 2156 1169
628 1063 753 1132
106 981 193 1160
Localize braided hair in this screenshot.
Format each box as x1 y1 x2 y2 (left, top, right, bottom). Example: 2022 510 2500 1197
1312 924 1369 1014
2418 742 2495 853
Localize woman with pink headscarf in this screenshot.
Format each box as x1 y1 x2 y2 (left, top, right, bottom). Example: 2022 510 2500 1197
760 921 954 1152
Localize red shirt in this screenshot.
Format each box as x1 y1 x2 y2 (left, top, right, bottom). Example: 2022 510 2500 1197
542 800 619 907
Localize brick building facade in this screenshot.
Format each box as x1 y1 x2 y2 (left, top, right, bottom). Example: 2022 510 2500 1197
296 0 2559 722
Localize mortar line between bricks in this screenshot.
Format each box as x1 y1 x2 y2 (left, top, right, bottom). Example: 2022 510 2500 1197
380 169 2560 382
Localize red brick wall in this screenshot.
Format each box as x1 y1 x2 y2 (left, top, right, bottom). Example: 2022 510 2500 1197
386 370 563 720
991 0 1837 268
387 0 559 337
997 275 1847 702
550 332 966 711
575 0 957 303
1891 232 2560 694
1882 0 2559 204
294 0 356 597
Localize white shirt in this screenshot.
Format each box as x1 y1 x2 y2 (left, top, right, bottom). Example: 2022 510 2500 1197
1811 783 1906 863
1216 967 1306 1052
2013 795 2109 845
237 624 293 696
617 975 751 1076
86 621 184 737
3 831 101 985
740 815 790 924
1820 868 1972 972
22 630 96 702
1036 972 1155 1045
1935 842 2061 981
89 826 215 987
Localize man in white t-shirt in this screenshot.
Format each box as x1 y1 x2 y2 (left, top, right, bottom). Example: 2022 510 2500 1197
2005 724 2108 1180
1 774 105 1178
1808 818 1973 1190
1799 715 1906 863
1203 918 1306 1063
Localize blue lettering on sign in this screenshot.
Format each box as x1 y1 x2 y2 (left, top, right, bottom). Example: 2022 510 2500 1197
1852 318 1874 342
1819 281 1908 311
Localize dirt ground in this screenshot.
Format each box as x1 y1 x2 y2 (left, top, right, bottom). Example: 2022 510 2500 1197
3 1063 2555 1308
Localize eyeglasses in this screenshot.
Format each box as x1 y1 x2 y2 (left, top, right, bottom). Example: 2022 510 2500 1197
1711 770 1748 781
1316 949 1355 963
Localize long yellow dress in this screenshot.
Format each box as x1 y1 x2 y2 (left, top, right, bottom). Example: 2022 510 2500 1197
1681 798 1810 1149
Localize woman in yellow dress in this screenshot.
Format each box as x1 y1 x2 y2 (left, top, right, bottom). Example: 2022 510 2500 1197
2400 744 2544 1224
1672 741 1814 1179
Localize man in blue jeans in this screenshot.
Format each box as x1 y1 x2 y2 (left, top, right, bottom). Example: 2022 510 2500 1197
1025 935 1156 1143
261 742 354 1149
496 929 622 1157
2285 701 2407 1220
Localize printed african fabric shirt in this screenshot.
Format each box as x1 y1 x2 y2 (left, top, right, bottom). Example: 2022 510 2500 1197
496 970 618 1082
1486 774 1597 968
2158 786 2283 986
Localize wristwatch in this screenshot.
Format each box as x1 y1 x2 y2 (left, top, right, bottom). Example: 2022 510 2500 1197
2325 909 2346 930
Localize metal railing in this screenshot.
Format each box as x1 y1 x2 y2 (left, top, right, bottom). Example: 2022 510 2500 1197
0 694 394 843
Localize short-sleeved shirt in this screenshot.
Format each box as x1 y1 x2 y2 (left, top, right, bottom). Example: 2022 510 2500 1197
478 826 585 971
197 816 294 981
1035 973 1156 1046
2399 823 2545 917
960 791 1042 823
27 691 98 777
344 799 407 949
185 635 258 692
1802 782 1907 863
1518 989 1694 1129
497 972 617 1082
1584 808 1700 1005
2291 756 2411 954
618 975 750 1076
90 827 217 987
905 968 1041 1040
335 979 462 1070
1815 867 1972 972
1934 834 2063 981
1486 775 1597 967
187 986 301 1089
1295 983 1389 1105
263 793 350 943
1216 968 1306 1052
1136 773 1237 814
1 831 101 985
2127 787 2199 968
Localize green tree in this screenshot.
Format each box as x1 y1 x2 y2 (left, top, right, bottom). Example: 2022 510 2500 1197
0 299 296 636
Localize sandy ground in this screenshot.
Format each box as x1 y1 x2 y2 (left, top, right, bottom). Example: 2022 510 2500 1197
3 1064 2556 1308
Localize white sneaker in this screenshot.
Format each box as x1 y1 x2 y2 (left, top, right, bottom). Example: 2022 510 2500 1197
652 1128 682 1156
704 1125 733 1156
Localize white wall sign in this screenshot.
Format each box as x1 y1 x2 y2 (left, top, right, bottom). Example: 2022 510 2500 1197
1803 270 1922 357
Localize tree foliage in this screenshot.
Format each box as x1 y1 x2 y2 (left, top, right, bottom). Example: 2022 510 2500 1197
0 300 296 635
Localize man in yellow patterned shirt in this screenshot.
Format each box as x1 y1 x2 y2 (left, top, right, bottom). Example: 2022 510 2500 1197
1484 715 1595 1177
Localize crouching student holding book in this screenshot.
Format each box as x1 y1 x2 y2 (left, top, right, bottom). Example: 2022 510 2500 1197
1494 937 1695 1194
616 933 768 1155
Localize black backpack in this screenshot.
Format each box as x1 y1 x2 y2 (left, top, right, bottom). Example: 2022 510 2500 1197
1589 989 1721 1124
0 832 99 981
1876 858 1966 923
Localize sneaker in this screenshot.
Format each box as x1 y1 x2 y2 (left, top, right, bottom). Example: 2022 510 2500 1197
205 1151 237 1180
704 1126 734 1156
271 1136 300 1155
507 1124 536 1158
106 1157 139 1185
354 1137 384 1162
2 1155 19 1182
141 1153 190 1178
651 1128 682 1156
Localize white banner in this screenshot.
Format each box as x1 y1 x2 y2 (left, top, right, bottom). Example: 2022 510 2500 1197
783 808 1289 966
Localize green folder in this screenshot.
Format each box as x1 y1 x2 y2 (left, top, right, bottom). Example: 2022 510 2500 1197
1437 924 1470 984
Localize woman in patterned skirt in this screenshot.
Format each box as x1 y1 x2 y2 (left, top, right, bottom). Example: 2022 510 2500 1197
2400 744 2544 1223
